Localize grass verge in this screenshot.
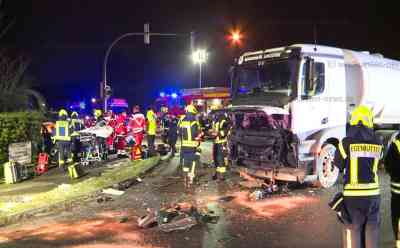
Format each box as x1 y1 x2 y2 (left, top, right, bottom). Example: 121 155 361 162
0 156 160 223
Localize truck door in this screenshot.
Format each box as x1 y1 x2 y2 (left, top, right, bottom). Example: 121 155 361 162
291 57 329 140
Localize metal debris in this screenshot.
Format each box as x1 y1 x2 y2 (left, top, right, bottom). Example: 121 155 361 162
96 195 113 203
249 184 279 201
137 202 219 232
102 188 125 196
159 216 197 232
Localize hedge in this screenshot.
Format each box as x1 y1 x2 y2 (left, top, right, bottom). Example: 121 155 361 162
0 112 44 179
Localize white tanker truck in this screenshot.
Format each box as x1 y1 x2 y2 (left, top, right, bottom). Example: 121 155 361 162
228 44 400 188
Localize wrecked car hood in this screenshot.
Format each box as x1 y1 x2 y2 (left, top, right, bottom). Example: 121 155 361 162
229 105 289 116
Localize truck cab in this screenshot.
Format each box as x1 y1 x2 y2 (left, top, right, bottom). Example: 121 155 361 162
229 44 350 187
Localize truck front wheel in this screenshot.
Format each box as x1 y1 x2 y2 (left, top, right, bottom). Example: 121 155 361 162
316 143 339 188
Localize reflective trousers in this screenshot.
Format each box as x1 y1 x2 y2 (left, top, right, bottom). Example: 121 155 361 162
213 143 226 174
181 148 200 179
342 196 380 248
71 136 81 162
147 135 155 156
57 141 72 168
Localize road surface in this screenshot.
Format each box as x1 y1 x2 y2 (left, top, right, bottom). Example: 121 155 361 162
0 141 396 248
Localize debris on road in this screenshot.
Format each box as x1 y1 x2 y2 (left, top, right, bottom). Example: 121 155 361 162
138 209 158 228
249 184 279 201
113 178 142 190
96 195 113 203
102 188 125 196
159 216 197 232
137 202 219 232
218 195 236 203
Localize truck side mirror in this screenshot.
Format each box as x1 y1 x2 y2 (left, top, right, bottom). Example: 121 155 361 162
303 57 315 99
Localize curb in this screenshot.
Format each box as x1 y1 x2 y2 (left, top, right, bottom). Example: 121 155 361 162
0 156 161 227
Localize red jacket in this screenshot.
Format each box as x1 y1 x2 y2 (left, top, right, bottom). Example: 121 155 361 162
129 113 146 134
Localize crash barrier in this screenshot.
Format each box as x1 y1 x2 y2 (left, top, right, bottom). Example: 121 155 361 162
0 112 44 180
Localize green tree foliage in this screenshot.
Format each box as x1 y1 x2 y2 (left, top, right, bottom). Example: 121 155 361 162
0 112 44 178
0 55 47 112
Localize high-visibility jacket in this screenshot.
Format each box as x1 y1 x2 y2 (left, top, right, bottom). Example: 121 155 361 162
214 118 229 144
385 134 400 194
335 126 383 197
54 120 71 142
178 114 201 148
129 113 146 134
146 110 157 136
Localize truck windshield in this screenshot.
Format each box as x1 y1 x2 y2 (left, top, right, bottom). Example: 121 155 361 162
232 59 299 106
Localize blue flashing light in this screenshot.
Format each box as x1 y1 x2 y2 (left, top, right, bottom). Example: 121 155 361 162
160 92 166 97
171 93 178 99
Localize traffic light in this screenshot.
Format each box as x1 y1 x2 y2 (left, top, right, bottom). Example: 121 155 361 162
144 23 150 45
104 84 112 97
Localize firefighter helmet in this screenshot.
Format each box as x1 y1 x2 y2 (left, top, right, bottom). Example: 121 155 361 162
58 109 68 117
185 104 198 114
71 111 78 118
94 109 102 118
350 105 374 128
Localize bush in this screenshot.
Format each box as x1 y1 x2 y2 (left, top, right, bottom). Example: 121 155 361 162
0 112 44 169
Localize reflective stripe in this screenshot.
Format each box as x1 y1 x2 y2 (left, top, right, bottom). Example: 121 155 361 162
391 182 400 194
217 166 226 173
343 188 380 196
350 157 358 185
215 119 227 144
395 140 400 154
331 197 343 210
346 229 352 248
373 157 379 185
182 141 199 147
339 142 347 159
180 120 200 147
344 183 379 190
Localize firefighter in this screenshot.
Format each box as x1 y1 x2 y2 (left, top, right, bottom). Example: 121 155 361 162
167 114 179 156
93 109 104 125
129 105 146 160
212 112 230 181
70 112 84 162
146 105 157 156
53 109 73 171
160 106 169 144
178 104 203 188
385 132 400 247
334 105 383 248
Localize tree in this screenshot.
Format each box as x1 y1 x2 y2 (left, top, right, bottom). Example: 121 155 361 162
0 0 46 112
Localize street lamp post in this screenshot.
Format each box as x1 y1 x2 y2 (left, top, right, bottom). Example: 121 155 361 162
192 49 208 88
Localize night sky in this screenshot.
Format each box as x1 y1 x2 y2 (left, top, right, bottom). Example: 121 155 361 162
2 1 398 109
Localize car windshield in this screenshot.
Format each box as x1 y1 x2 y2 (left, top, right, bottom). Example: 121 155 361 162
232 59 299 106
